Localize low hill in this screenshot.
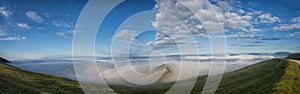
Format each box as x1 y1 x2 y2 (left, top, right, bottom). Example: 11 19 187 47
0 57 299 94
273 52 291 58
286 53 300 60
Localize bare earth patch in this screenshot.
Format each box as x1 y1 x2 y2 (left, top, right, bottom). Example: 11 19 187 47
289 59 300 65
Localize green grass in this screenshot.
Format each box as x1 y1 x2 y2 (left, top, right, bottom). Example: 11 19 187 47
0 63 84 94
215 58 288 94
274 60 300 94
0 57 299 94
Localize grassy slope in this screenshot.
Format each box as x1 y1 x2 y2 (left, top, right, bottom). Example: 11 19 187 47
0 58 299 94
111 58 299 94
0 62 84 94
215 58 288 94
274 60 300 93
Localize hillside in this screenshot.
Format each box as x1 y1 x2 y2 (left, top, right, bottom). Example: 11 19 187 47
0 60 84 94
109 58 300 94
286 52 300 60
0 57 299 94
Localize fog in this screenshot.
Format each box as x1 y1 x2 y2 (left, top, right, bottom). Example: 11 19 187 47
10 54 274 85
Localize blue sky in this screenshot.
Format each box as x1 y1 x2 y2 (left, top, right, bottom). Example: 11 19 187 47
0 0 300 58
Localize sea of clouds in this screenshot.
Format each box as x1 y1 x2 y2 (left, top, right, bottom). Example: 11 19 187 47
9 54 275 85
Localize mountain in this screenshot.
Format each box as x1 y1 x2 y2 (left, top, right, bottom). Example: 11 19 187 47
286 52 300 60
272 52 291 58
0 56 299 94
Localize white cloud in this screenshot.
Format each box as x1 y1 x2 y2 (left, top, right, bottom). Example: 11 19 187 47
0 36 26 41
257 13 280 24
147 39 199 50
114 29 137 40
288 31 300 38
246 10 263 16
291 16 300 23
226 34 260 39
215 31 280 40
51 20 75 39
272 24 300 31
55 29 75 39
56 32 69 39
150 0 258 49
16 22 31 29
26 11 45 23
272 16 300 31
52 20 74 28
0 6 11 19
110 0 280 51
153 0 254 34
0 29 5 36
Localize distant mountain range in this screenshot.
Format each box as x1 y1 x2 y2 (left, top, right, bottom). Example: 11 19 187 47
0 53 299 94
272 52 292 58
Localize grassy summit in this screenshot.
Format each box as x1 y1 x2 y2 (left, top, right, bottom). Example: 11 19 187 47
0 57 299 94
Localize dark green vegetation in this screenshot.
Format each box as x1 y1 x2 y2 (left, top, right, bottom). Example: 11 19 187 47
0 57 10 63
286 52 300 60
0 57 299 94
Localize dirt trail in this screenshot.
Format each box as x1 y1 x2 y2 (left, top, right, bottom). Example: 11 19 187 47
289 59 300 65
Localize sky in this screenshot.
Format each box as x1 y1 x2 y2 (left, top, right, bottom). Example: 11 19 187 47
0 0 300 58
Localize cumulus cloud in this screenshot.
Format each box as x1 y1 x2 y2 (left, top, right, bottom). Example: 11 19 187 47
26 11 45 23
114 29 138 40
0 6 12 19
0 36 26 41
149 0 278 50
16 22 31 29
272 24 300 31
291 16 300 23
288 31 300 38
257 13 280 24
226 34 261 39
153 0 258 33
272 16 300 31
